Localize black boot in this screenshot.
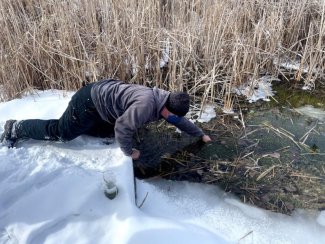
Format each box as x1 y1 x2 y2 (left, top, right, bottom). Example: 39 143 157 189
0 120 18 148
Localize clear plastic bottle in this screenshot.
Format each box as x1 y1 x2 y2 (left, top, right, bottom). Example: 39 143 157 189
103 171 118 200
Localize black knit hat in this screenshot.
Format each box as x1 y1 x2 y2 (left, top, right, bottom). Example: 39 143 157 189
166 92 190 116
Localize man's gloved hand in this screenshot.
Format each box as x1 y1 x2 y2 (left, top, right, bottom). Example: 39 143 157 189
202 134 212 143
131 148 140 160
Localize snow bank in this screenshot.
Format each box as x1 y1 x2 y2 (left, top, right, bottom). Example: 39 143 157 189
0 89 324 244
137 179 325 244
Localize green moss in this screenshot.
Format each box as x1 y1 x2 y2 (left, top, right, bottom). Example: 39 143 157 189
272 84 325 109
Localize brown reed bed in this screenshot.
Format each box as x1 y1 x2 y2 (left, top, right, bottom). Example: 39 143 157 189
0 0 325 109
158 151 325 215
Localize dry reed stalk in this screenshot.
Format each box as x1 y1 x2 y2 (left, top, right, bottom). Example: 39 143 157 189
256 165 278 181
262 123 304 150
290 173 323 180
299 123 318 142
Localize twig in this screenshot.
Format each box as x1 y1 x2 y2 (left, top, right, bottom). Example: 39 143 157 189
256 165 277 181
245 141 260 150
162 157 187 167
263 123 303 150
137 192 149 208
300 152 325 156
242 151 255 158
278 126 295 137
240 128 263 139
270 95 279 103
290 174 323 180
299 123 318 142
275 146 291 152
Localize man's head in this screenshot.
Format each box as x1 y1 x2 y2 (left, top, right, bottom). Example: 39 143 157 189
166 92 190 117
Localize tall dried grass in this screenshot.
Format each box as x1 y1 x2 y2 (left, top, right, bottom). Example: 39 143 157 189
0 0 324 107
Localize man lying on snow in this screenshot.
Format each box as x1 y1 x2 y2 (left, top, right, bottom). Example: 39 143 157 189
0 79 211 160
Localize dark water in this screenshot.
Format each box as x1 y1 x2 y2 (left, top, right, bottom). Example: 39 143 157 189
134 105 325 177
241 106 325 176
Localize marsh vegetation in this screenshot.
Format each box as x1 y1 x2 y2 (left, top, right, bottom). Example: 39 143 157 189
1 0 325 109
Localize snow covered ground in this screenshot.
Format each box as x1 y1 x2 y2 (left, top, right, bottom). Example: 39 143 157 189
0 90 324 244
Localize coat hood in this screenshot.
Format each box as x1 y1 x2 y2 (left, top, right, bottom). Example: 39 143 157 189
152 87 170 118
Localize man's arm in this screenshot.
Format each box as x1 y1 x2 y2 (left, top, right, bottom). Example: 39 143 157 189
114 103 153 158
169 117 211 142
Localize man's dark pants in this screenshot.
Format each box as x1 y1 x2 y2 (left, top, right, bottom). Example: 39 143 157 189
17 83 114 142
